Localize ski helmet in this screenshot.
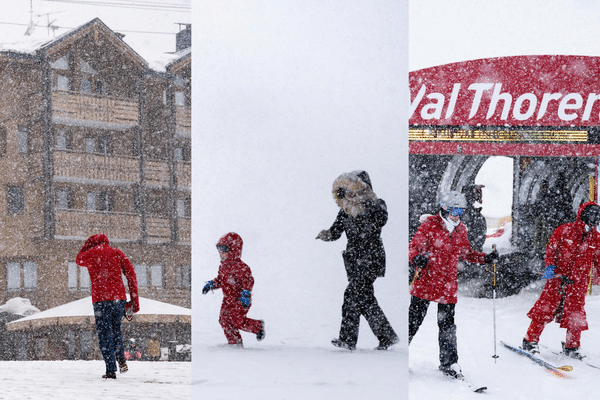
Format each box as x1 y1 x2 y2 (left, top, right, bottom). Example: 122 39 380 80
440 191 467 209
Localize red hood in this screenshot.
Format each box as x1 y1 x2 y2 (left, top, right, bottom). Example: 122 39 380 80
577 201 598 220
81 234 109 252
217 232 243 260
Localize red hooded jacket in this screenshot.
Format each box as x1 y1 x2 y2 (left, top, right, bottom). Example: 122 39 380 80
409 213 486 304
527 201 600 330
211 232 254 300
76 234 140 312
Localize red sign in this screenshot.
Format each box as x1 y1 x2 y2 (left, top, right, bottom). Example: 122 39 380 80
409 55 600 127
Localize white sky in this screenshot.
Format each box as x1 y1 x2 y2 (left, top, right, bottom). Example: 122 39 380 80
0 0 190 61
410 0 600 71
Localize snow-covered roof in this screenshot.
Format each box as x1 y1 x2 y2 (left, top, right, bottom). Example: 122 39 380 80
0 18 189 73
6 296 191 331
148 47 191 73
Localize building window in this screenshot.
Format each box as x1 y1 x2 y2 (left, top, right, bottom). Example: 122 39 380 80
175 91 186 107
17 126 28 154
51 55 69 70
86 136 111 155
176 265 191 288
177 198 190 218
134 264 163 288
55 129 72 151
80 78 92 94
87 191 113 212
0 127 6 157
7 185 24 215
68 262 90 290
7 261 37 290
56 189 73 209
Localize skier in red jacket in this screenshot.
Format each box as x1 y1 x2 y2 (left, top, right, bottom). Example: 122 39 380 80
522 201 600 359
202 232 265 346
76 233 139 379
408 191 498 379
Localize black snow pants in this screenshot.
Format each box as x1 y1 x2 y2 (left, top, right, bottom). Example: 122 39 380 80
338 277 397 347
408 295 458 368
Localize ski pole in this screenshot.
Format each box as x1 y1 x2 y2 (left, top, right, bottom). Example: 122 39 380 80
492 244 499 363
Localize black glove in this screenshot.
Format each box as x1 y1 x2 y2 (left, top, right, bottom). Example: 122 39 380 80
412 254 428 269
485 250 499 264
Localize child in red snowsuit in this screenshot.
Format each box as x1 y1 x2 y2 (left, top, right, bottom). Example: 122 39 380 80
202 232 265 346
523 202 600 359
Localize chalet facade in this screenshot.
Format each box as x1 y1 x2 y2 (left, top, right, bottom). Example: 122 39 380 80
0 19 191 310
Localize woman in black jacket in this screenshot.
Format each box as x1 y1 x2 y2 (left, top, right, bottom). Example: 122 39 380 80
317 170 398 350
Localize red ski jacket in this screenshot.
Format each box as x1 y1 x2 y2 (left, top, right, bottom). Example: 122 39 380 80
409 213 486 304
211 232 254 300
527 202 600 330
76 234 140 312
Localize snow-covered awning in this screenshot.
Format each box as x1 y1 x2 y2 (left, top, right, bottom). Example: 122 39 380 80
6 296 191 331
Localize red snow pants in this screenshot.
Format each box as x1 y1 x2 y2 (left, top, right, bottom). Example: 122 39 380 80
219 297 262 344
525 277 588 348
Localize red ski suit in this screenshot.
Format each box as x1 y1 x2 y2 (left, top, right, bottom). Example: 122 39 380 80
211 233 262 344
76 234 139 312
409 214 486 304
526 202 600 348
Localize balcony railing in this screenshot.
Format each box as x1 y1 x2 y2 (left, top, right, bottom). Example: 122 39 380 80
147 216 170 243
55 210 142 241
176 107 191 135
52 91 139 127
178 218 190 244
54 151 139 184
177 161 190 189
144 160 170 187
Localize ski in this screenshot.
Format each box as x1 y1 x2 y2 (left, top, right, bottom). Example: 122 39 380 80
440 372 487 393
500 341 572 378
539 343 600 370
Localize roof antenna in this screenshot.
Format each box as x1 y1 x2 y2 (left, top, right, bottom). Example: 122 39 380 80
24 0 36 36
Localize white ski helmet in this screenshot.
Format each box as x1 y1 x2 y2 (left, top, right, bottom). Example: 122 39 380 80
440 191 467 209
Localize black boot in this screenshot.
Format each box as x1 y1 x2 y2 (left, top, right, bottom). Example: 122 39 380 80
331 338 356 351
256 320 266 341
522 338 540 354
102 371 117 379
439 363 464 380
375 335 399 350
562 342 585 360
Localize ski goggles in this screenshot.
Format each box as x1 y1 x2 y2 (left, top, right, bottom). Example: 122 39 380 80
446 207 465 217
216 244 229 252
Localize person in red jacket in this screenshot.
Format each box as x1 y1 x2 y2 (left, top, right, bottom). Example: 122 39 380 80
522 201 600 359
408 191 498 380
76 233 139 379
202 232 265 346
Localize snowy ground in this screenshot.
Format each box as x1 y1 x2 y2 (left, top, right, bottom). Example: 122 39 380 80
0 360 190 399
195 246 407 400
409 283 600 399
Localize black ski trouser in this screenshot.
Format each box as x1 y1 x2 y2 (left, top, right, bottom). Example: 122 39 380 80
408 295 458 368
339 277 397 347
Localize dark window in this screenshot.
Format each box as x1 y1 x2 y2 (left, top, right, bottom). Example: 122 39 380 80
0 127 6 157
7 186 24 215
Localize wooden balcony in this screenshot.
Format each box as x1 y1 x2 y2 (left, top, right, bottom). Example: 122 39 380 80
144 160 170 188
54 151 139 185
177 162 190 189
176 107 191 136
147 216 170 243
55 210 142 241
178 218 191 244
52 91 139 128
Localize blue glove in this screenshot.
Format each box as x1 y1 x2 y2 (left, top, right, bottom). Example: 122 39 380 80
202 281 214 295
239 290 251 308
542 265 556 279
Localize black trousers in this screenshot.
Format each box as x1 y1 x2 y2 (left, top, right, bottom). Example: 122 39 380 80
408 295 458 367
339 278 397 347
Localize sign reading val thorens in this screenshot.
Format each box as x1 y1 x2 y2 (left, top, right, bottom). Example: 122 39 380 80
410 55 600 127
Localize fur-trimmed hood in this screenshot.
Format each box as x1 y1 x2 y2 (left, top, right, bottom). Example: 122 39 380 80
332 170 377 208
